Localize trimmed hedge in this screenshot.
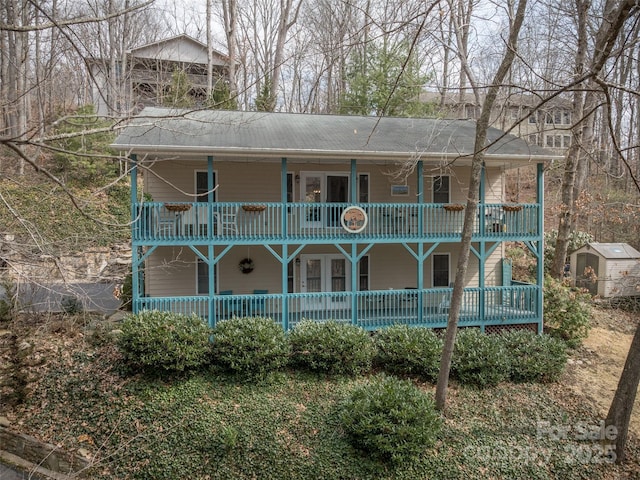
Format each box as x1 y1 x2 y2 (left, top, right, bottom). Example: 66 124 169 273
118 311 212 374
501 330 568 383
210 316 290 376
340 374 442 464
289 320 374 375
374 325 443 381
452 328 510 387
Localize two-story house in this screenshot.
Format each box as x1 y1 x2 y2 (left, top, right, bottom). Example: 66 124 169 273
87 35 230 116
113 107 555 333
423 91 573 153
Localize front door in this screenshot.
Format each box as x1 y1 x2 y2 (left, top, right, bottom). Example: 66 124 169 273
300 254 350 310
301 172 349 228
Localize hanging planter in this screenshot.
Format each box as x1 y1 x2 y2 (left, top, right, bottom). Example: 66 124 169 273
164 203 191 212
443 204 465 212
242 205 267 212
238 258 255 274
502 204 523 212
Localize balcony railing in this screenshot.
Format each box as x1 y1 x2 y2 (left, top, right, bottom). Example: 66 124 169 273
133 285 540 331
133 202 539 242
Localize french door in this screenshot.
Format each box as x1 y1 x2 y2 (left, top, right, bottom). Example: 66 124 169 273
300 254 350 310
301 172 349 228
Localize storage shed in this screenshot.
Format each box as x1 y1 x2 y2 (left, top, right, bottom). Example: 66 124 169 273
569 243 640 298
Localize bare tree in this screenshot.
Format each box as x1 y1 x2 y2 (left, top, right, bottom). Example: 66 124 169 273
435 0 529 411
551 0 640 278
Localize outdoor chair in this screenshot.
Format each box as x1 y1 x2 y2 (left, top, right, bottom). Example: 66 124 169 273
248 289 268 316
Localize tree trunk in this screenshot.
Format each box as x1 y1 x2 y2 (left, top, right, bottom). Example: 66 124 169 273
435 0 528 411
605 321 640 463
552 0 638 278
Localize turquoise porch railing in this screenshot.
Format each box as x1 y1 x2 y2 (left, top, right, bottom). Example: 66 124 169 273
133 285 540 331
133 202 539 242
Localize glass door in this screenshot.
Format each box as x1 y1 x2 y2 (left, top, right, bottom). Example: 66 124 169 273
300 172 349 228
300 254 350 310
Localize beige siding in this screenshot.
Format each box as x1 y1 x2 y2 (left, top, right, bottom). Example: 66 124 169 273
143 160 507 296
143 160 504 205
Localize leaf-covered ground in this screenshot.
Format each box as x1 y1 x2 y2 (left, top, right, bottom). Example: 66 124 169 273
3 309 639 480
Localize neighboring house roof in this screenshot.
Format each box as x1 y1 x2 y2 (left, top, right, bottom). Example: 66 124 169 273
128 34 229 66
112 107 559 165
573 243 640 260
421 91 573 109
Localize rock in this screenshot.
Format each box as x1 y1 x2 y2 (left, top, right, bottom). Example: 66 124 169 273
77 447 92 459
0 416 10 427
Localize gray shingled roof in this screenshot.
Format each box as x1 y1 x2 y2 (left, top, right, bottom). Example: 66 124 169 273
579 243 640 259
112 107 556 163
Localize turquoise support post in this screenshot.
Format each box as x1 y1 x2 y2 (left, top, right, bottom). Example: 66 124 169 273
207 157 215 325
417 160 424 322
479 162 486 331
281 159 289 330
130 154 139 313
350 159 358 325
536 163 545 334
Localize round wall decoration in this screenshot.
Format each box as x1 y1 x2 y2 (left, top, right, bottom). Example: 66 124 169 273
340 206 368 234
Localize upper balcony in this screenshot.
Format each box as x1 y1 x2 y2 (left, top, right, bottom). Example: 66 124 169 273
132 201 540 244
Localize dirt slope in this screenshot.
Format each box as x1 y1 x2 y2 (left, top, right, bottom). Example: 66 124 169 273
562 307 640 437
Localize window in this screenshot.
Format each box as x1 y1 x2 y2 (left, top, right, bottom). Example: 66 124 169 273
563 111 571 125
196 171 217 202
563 135 571 147
554 111 562 124
433 176 450 203
528 111 537 124
528 134 539 146
358 256 369 291
358 174 369 203
196 259 216 295
545 113 554 124
432 254 450 287
288 260 294 292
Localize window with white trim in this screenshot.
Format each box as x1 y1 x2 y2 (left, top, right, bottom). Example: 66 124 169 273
432 254 450 287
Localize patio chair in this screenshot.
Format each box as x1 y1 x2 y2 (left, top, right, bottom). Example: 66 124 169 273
218 290 242 318
248 289 268 316
218 208 238 235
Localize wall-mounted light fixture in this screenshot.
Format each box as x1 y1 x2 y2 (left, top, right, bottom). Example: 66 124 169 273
295 174 300 183
295 257 301 266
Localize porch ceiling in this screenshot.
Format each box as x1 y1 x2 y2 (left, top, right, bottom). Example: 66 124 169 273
112 107 559 167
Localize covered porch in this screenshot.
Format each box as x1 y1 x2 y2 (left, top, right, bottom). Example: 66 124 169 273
133 284 540 332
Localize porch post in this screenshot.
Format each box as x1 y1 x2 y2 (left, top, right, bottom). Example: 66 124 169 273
417 160 424 322
536 162 545 334
208 156 215 325
130 154 140 313
281 158 289 330
479 162 486 331
350 159 358 325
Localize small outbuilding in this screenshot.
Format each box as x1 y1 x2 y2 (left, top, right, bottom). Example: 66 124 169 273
569 242 640 298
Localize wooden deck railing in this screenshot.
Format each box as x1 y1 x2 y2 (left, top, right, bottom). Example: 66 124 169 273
133 285 540 331
133 202 539 242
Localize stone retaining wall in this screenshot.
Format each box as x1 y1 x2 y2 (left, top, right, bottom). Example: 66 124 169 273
0 426 90 478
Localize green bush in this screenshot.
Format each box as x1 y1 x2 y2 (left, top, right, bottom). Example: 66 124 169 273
340 374 442 464
289 320 374 375
544 276 591 348
374 325 443 381
452 328 510 387
210 316 290 376
501 330 568 383
118 311 212 374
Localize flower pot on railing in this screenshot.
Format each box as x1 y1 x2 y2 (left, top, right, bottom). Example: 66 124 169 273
164 203 191 212
242 205 267 212
443 204 465 212
502 204 523 212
